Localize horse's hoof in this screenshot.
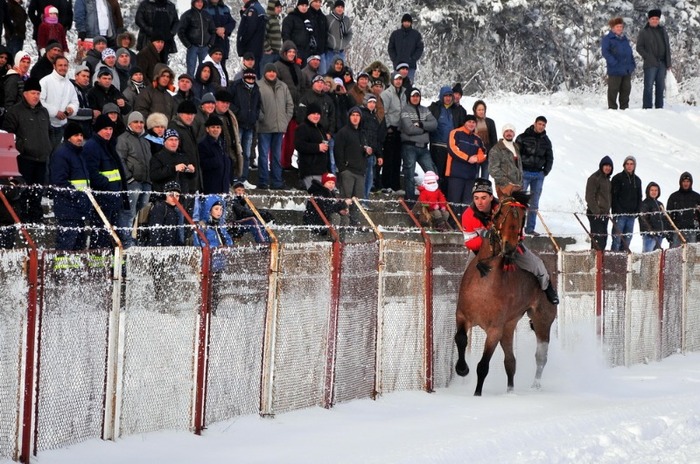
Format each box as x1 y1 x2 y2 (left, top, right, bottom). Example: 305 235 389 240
531 380 542 390
455 361 469 377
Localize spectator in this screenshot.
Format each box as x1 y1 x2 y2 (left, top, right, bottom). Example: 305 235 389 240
472 99 497 180
364 60 390 88
324 0 351 72
236 0 266 76
301 54 321 89
275 40 303 169
281 0 312 61
116 111 152 247
39 55 78 150
379 72 406 193
27 0 71 42
74 0 123 48
602 17 635 110
360 93 385 199
428 86 466 193
334 106 366 200
114 49 132 89
452 83 464 107
198 115 232 194
261 0 283 70
192 62 219 100
297 74 334 130
193 194 233 248
178 0 214 77
3 50 30 110
231 51 255 81
307 0 327 68
667 172 700 247
213 89 243 184
229 67 261 188
636 9 671 109
146 180 185 246
201 46 228 87
325 55 346 80
136 35 165 83
585 156 613 251
102 102 126 137
303 171 352 230
348 70 370 106
204 0 236 71
68 63 94 138
173 73 198 107
93 48 120 90
83 114 129 248
29 39 62 80
387 14 423 82
399 88 437 201
256 63 293 189
294 102 328 189
640 182 670 252
82 35 107 74
135 0 179 63
610 155 642 252
413 171 450 231
4 0 27 57
0 47 9 81
144 111 168 154
36 5 68 53
2 77 51 223
48 121 92 250
487 123 522 199
516 115 553 236
394 62 411 91
122 66 146 107
194 92 216 138
150 128 197 193
446 114 485 209
87 68 130 118
227 181 271 242
116 31 138 63
168 100 202 194
134 63 176 120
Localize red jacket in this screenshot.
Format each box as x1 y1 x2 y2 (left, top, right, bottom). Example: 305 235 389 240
462 200 497 252
417 185 447 209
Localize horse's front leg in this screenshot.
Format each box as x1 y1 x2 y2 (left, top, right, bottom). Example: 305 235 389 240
475 330 501 396
500 321 518 392
454 325 469 377
532 340 549 390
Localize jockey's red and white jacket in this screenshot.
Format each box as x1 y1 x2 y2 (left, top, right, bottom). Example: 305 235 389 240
461 201 498 252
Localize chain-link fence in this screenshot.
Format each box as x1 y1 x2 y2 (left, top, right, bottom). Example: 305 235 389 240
662 247 684 357
0 250 28 461
34 250 113 452
118 247 202 437
685 244 700 352
601 252 629 367
627 251 662 365
558 251 597 352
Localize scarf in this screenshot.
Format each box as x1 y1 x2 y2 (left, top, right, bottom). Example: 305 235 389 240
44 15 58 24
330 12 347 40
503 139 517 157
304 19 317 51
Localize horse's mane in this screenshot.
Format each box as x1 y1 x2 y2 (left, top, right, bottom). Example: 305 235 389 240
509 190 531 208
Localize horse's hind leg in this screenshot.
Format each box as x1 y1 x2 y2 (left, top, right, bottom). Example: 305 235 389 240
475 331 500 396
454 325 469 377
500 322 518 392
529 307 555 389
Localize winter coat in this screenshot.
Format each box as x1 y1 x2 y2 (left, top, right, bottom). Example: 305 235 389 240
37 22 68 52
147 200 184 246
446 126 486 180
136 41 164 83
116 128 152 184
168 116 202 192
601 30 635 77
611 156 642 215
417 185 447 209
28 0 72 38
263 0 282 54
639 182 669 234
585 156 613 216
229 78 262 130
461 199 498 253
134 63 176 120
68 79 94 126
304 179 348 226
0 178 23 226
198 134 232 194
328 91 352 132
87 83 131 116
236 0 266 58
2 97 52 163
281 7 312 60
216 109 243 178
192 62 220 100
135 0 180 54
387 26 423 69
428 89 467 144
294 120 328 178
150 146 197 193
29 55 54 81
74 0 123 41
83 133 129 212
380 85 406 129
204 0 236 60
334 120 365 176
360 106 386 158
39 69 80 128
93 62 121 90
274 41 304 105
194 194 233 247
296 89 335 132
5 1 28 41
257 76 293 133
326 11 351 52
515 125 553 175
202 54 228 87
48 140 93 221
399 102 437 147
636 23 672 69
83 48 102 75
489 139 523 190
178 6 215 48
363 61 390 88
123 79 146 108
667 172 700 231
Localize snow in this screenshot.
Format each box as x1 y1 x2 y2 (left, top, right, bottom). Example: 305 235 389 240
7 93 700 463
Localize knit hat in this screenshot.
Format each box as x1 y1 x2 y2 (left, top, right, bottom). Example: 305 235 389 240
205 115 223 127
306 102 322 115
164 181 181 193
101 48 116 60
334 0 344 7
74 63 90 76
63 122 84 140
501 123 516 135
472 178 493 195
214 89 232 102
242 51 255 60
232 181 246 190
333 77 344 87
164 128 179 140
116 48 130 57
102 102 119 114
395 63 409 71
93 114 115 132
93 36 108 45
127 111 145 124
45 40 62 53
401 13 413 23
130 66 144 77
363 93 377 105
263 63 278 74
409 88 421 97
422 171 439 192
177 73 194 83
357 71 370 80
371 79 384 88
392 73 403 80
48 6 58 14
97 68 113 77
242 67 257 79
465 114 477 122
297 0 309 5
177 100 197 114
452 82 463 95
200 92 216 104
209 45 224 55
322 172 337 185
312 74 325 84
307 55 321 63
648 9 662 18
146 112 168 129
348 106 362 116
150 32 166 42
23 77 41 92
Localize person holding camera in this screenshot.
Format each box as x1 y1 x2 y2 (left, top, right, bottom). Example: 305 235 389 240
150 128 198 195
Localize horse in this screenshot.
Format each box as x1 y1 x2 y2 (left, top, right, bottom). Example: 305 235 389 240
454 191 557 396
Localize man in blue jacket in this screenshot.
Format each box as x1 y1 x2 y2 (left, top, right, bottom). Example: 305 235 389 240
601 17 635 110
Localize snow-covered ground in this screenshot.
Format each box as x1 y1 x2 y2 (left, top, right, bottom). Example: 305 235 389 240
6 93 700 463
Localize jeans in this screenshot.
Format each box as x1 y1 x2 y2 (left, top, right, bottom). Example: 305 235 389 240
642 66 667 109
257 132 284 187
642 234 663 252
611 214 635 251
6 37 23 57
186 46 210 77
118 181 152 247
521 170 545 233
364 155 376 199
407 67 416 82
49 125 64 152
240 128 254 181
259 53 279 77
401 144 436 201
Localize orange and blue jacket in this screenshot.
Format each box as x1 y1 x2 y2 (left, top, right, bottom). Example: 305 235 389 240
447 126 486 179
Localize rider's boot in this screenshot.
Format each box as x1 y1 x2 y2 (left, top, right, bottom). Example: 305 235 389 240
544 282 559 305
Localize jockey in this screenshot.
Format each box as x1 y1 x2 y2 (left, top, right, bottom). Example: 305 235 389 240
462 178 559 304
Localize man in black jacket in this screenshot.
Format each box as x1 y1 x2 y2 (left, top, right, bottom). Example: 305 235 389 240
387 14 423 82
515 115 553 236
334 106 365 199
636 9 672 109
667 172 700 247
610 155 642 252
229 67 261 187
178 0 215 76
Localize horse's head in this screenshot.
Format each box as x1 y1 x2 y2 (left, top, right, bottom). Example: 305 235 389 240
491 191 530 257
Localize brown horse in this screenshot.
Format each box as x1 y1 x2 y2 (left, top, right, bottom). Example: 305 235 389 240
454 192 557 396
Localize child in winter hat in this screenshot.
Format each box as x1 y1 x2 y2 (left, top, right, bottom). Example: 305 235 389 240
415 171 451 231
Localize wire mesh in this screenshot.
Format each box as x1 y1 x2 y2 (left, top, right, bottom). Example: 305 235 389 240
205 245 270 424
627 251 661 364
332 241 379 405
661 247 684 357
119 247 202 437
558 251 597 352
35 250 113 452
0 250 28 461
431 244 469 389
685 244 700 352
377 240 426 393
600 253 629 366
270 242 333 414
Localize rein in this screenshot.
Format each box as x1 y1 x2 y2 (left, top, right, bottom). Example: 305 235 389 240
475 198 527 277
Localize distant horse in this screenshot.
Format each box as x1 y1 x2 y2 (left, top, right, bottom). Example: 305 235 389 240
454 192 557 396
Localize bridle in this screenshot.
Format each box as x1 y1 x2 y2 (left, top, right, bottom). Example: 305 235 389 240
476 197 527 275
